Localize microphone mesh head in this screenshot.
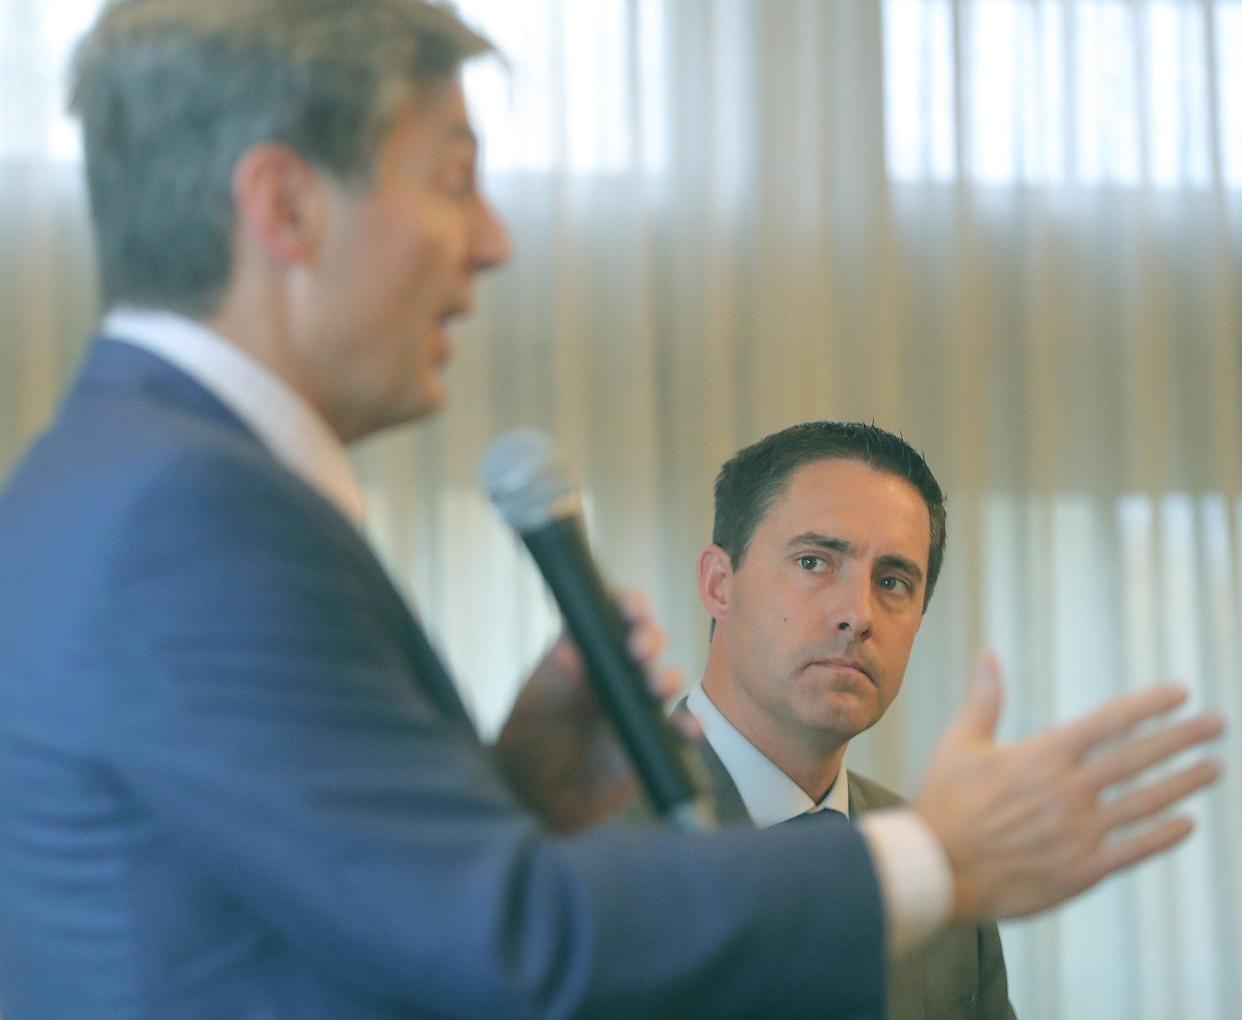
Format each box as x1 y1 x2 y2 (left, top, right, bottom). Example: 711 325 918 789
481 428 582 532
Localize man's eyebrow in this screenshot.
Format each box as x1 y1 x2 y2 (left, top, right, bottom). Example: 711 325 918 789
875 554 925 585
785 532 856 556
448 122 478 148
785 532 926 585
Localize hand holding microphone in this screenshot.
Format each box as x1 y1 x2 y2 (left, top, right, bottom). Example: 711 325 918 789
482 429 717 831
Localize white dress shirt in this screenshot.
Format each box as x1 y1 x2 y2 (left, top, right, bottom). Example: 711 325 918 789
688 680 953 955
101 307 367 528
687 681 850 826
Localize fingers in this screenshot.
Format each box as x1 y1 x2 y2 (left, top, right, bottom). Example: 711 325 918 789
1060 684 1188 756
615 589 683 702
646 665 685 702
1083 712 1226 792
615 588 650 622
949 650 1004 739
616 590 664 660
625 617 665 664
1086 815 1196 886
1096 759 1221 832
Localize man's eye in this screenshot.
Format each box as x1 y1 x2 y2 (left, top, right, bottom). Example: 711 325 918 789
797 555 823 571
878 576 911 594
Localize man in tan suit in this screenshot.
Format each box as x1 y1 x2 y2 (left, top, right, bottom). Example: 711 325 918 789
687 420 1015 1019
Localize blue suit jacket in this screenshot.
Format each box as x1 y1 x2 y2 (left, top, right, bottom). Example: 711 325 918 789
0 339 886 1018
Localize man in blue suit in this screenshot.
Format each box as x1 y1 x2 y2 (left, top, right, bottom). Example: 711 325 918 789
0 2 1223 1017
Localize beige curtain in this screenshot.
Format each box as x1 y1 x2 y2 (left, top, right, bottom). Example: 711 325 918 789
3 1 1239 1016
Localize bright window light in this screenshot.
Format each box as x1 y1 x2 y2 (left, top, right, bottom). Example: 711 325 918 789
1220 3 1242 185
0 0 100 162
457 0 667 175
883 0 957 181
884 0 1241 189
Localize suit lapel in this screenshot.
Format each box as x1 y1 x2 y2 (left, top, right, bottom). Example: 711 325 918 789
849 774 929 1020
82 337 479 737
390 601 477 733
671 700 753 826
83 337 262 438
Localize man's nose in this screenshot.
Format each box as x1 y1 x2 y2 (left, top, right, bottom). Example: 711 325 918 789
470 194 511 272
829 574 873 642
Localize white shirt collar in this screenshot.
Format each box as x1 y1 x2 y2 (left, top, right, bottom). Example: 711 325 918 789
687 679 850 828
101 307 367 528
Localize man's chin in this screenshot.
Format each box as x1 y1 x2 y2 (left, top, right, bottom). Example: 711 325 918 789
797 691 880 740
345 384 445 442
402 377 447 422
798 666 876 701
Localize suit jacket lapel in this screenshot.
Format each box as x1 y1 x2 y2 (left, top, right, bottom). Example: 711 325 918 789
392 606 477 733
671 700 753 826
82 337 479 737
849 773 929 1020
84 337 261 437
846 772 869 814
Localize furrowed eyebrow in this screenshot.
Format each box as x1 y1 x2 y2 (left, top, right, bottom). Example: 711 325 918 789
785 533 925 586
875 554 924 585
785 532 856 557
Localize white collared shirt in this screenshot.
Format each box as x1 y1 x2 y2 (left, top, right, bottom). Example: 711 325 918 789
687 680 952 956
687 680 850 826
101 307 367 528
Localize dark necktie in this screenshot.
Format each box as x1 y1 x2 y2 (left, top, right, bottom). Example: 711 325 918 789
781 808 847 826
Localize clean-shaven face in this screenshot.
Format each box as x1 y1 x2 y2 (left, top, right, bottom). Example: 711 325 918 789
713 457 932 752
296 79 510 441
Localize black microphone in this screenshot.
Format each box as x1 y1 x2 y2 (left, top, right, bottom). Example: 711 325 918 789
481 429 716 831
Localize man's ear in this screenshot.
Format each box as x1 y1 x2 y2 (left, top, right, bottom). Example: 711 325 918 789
697 544 733 624
231 142 325 266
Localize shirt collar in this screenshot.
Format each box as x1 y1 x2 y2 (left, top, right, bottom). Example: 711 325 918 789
101 307 368 528
687 679 850 828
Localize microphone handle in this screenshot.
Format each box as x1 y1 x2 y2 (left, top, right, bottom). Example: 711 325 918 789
521 516 716 830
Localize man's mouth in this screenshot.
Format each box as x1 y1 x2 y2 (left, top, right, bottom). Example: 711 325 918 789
806 657 874 683
432 306 470 356
441 300 473 325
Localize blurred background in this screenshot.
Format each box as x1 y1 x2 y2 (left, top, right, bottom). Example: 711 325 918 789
2 0 1239 1015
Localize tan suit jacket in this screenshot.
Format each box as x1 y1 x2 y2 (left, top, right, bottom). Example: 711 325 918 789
687 716 1017 1020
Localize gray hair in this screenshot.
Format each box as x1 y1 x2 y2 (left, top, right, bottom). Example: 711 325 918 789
70 0 493 317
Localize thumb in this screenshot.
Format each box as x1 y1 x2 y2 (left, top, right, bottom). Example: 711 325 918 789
952 650 1004 740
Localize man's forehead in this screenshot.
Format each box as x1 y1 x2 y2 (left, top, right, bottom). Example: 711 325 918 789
375 81 479 169
401 78 476 139
763 458 930 542
782 456 918 497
